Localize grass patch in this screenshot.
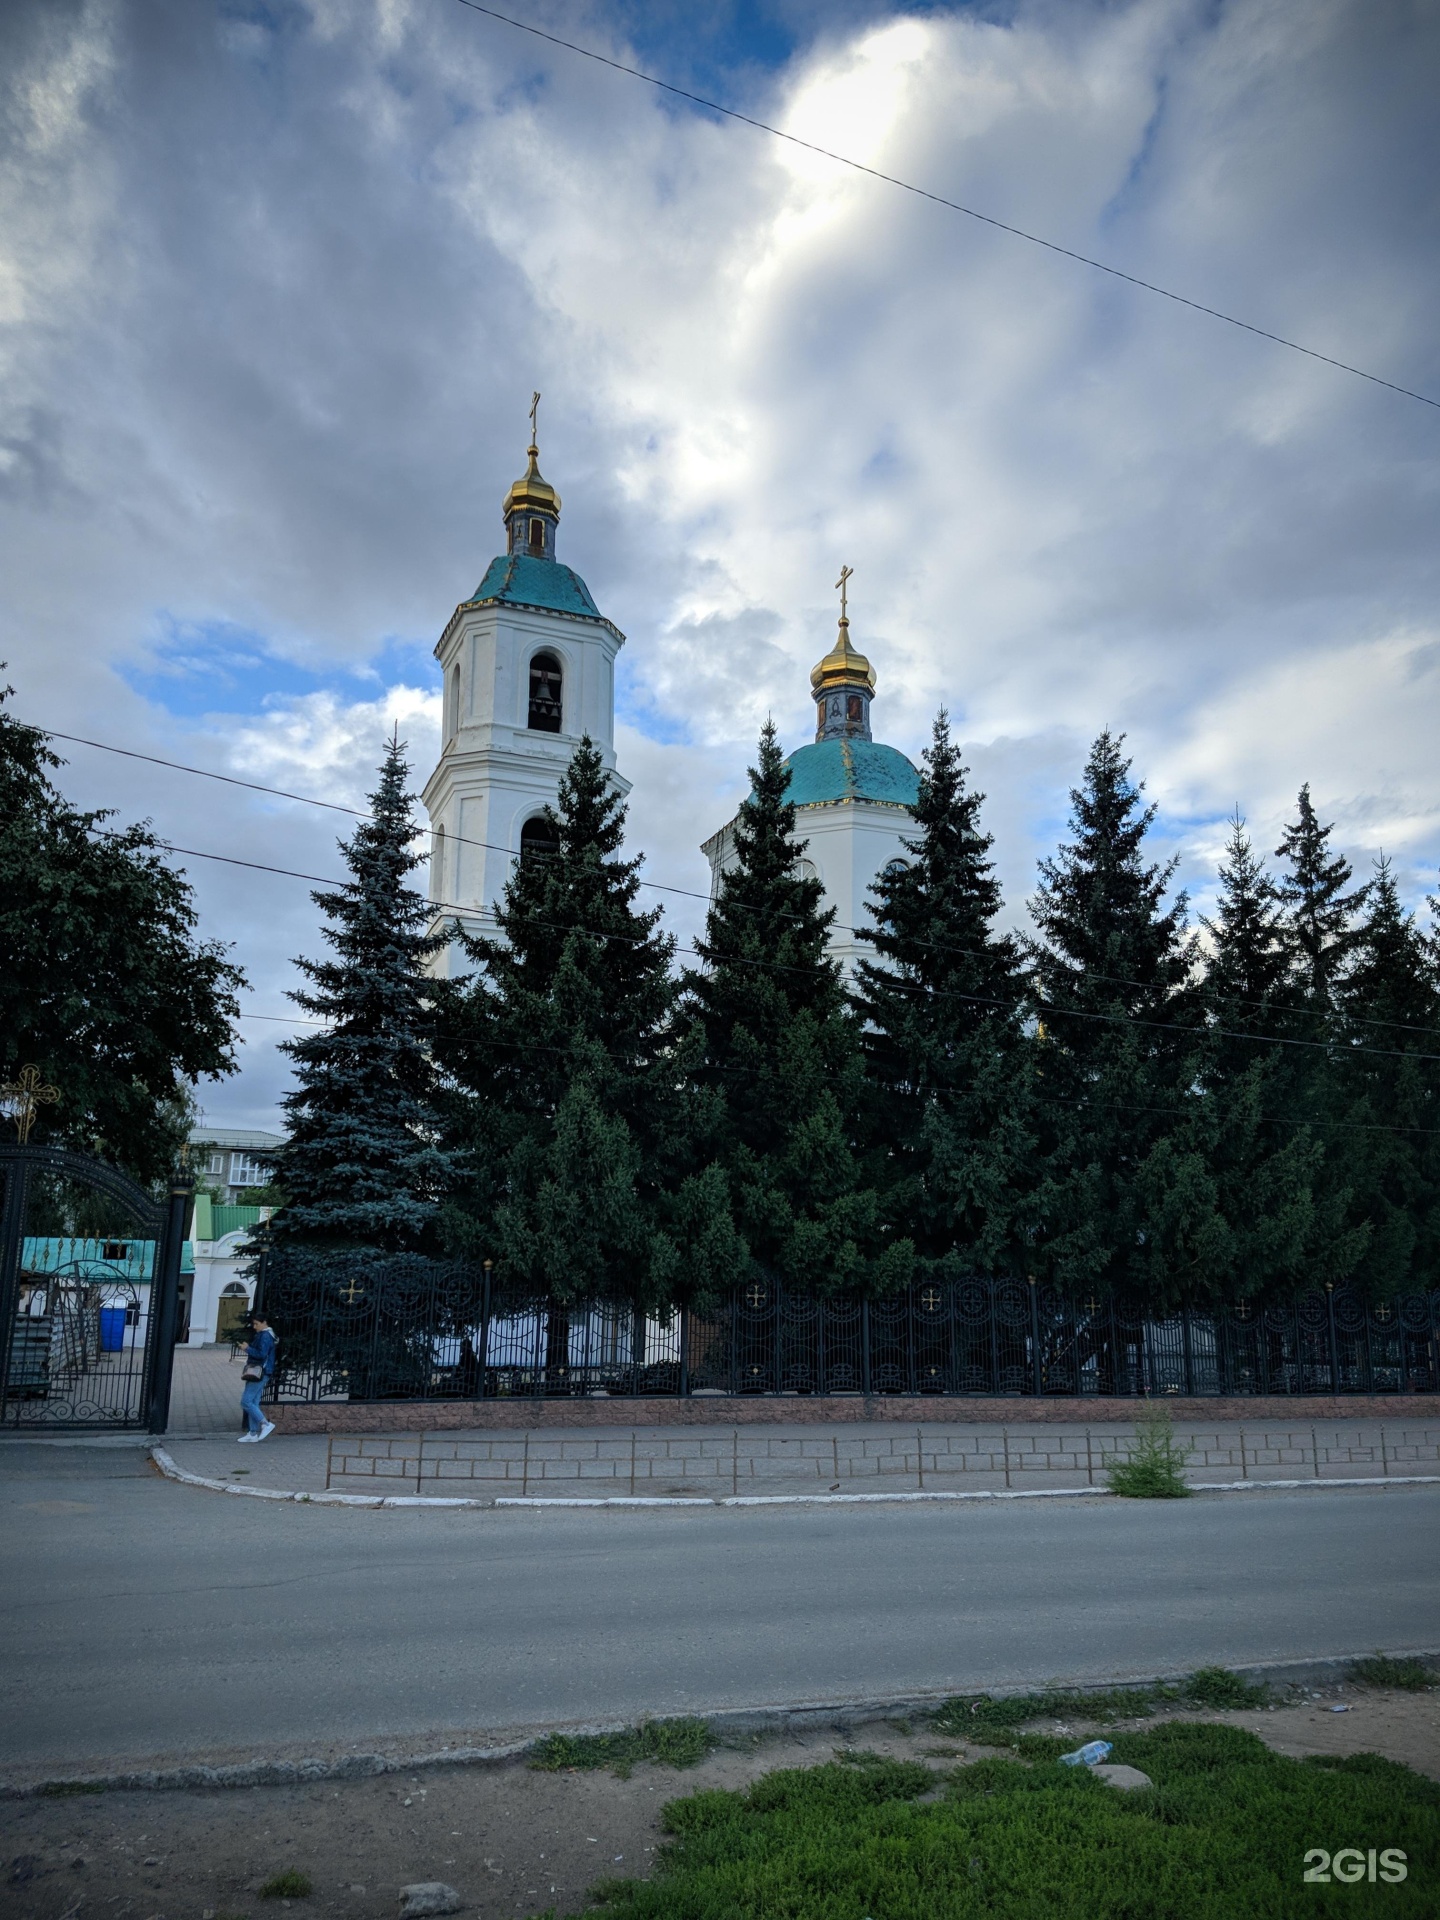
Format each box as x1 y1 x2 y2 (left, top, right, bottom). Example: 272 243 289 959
1348 1654 1435 1691
931 1669 1268 1743
578 1723 1439 1919
35 1780 105 1796
529 1717 715 1779
1107 1403 1191 1498
258 1870 312 1898
1181 1666 1269 1710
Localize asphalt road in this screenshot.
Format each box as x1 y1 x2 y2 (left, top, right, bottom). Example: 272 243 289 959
4 1442 1438 1774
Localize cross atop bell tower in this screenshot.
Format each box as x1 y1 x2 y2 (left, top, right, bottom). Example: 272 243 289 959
810 564 876 742
502 392 562 561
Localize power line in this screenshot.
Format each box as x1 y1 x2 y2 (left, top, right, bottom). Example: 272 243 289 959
88 822 1440 1071
450 0 1440 413
39 717 1440 1045
238 1004 1440 1140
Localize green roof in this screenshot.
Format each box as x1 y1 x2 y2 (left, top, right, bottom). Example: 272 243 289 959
209 1205 266 1242
471 553 603 620
784 737 921 808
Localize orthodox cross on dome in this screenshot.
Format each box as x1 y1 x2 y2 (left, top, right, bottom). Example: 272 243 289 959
835 563 853 624
503 390 561 557
1 1064 60 1144
810 564 875 744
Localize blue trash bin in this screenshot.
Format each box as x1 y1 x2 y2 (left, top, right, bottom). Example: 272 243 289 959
100 1306 128 1352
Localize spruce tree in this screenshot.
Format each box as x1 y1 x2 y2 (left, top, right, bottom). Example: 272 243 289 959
855 711 1033 1274
684 720 905 1293
1275 784 1369 1003
1330 859 1440 1295
1196 814 1362 1299
269 734 455 1251
1027 731 1206 1302
442 737 722 1303
1202 813 1291 1038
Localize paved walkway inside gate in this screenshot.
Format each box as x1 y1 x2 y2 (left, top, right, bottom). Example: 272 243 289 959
167 1344 252 1434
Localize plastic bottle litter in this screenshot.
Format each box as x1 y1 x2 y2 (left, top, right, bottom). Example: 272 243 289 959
1059 1740 1114 1767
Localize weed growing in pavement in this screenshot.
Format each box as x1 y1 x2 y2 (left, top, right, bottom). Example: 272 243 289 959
35 1781 104 1796
529 1717 715 1778
1349 1654 1435 1691
579 1725 1440 1919
1106 1404 1192 1497
258 1869 312 1897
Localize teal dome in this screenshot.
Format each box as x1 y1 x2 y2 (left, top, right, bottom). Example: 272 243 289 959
471 552 602 621
784 736 920 808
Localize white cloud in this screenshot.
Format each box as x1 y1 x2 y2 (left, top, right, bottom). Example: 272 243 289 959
1 0 1436 1129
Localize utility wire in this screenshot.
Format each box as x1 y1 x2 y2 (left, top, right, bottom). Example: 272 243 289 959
88 823 1440 1071
235 1004 1440 1140
31 719 1440 1043
450 0 1439 413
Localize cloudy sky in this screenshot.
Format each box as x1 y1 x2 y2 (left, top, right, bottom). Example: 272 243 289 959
3 0 1437 1132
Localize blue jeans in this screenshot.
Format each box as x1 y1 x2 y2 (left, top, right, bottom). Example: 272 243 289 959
241 1376 267 1434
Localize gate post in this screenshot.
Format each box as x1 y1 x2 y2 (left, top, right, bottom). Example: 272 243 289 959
0 1157 34 1414
146 1171 193 1434
1325 1282 1339 1394
1029 1277 1043 1397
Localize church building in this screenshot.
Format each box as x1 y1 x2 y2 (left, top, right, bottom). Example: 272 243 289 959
422 404 628 968
423 415 921 972
701 572 921 969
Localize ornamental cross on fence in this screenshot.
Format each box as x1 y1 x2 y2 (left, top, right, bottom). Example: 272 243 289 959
1 1064 60 1144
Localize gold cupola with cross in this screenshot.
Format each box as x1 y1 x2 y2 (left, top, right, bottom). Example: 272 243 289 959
502 391 563 561
810 564 876 741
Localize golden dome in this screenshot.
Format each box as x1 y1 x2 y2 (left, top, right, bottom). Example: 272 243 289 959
810 614 876 695
503 441 561 522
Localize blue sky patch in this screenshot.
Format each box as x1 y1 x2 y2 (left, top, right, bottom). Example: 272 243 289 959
122 616 440 720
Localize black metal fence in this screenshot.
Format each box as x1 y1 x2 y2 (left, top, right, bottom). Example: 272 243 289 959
0 1146 189 1431
257 1256 1440 1404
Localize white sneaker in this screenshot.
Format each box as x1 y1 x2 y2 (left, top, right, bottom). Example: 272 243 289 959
257 1420 276 1441
238 1432 258 1443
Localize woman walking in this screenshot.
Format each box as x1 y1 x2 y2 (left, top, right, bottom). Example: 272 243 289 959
239 1311 276 1442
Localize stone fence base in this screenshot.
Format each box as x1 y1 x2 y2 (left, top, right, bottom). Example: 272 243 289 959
268 1392 1440 1435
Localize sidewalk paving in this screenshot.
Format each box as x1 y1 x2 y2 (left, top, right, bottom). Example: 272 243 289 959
160 1415 1440 1505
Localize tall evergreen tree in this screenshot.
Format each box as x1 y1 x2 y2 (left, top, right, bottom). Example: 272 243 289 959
1330 858 1440 1295
1201 812 1292 1041
270 734 455 1251
0 683 244 1183
1027 731 1208 1301
684 721 906 1293
855 711 1033 1274
1275 784 1369 1003
1197 814 1363 1299
442 737 726 1302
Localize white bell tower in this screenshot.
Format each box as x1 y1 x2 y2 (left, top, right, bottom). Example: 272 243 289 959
422 399 628 970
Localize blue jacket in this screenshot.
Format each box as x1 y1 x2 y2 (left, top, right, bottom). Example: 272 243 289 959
246 1327 277 1378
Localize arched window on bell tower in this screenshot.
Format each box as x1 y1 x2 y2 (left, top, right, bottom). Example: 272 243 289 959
520 813 560 863
528 650 563 732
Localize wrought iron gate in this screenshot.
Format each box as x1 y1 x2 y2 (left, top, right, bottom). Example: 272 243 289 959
0 1146 191 1431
